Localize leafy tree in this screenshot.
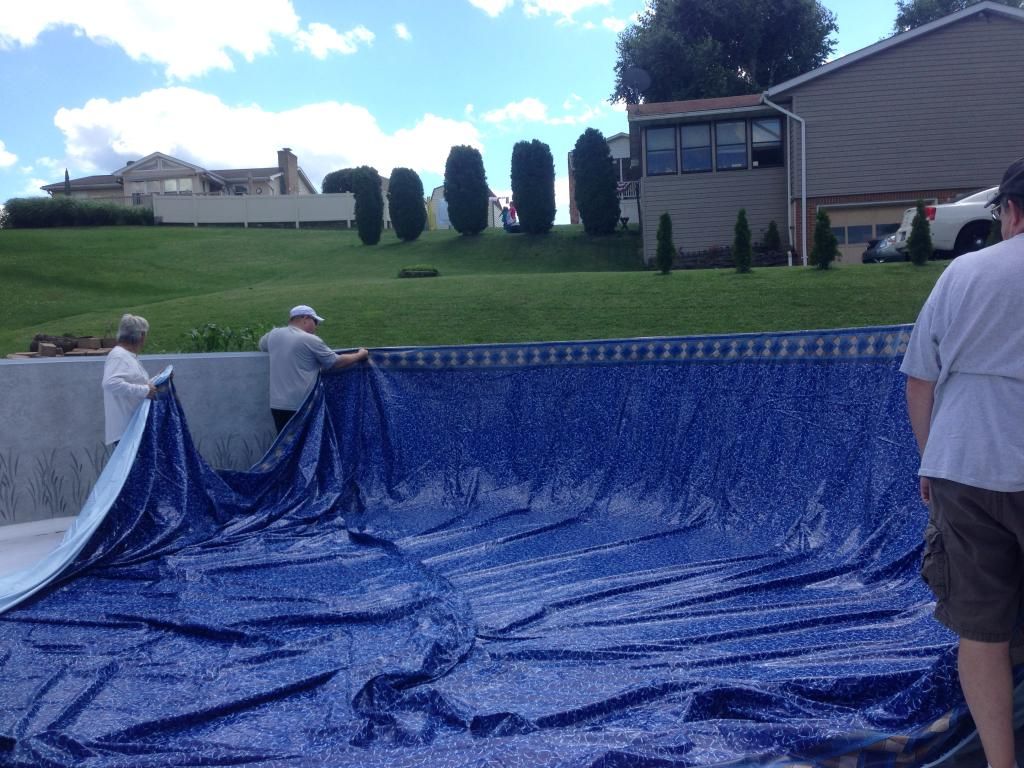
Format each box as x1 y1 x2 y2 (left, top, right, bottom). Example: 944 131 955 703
572 128 620 236
322 168 359 194
351 166 384 246
656 212 675 274
907 199 933 266
810 208 838 269
734 209 752 273
894 0 1021 32
611 0 838 104
763 220 782 253
444 146 489 235
511 139 557 235
387 167 427 242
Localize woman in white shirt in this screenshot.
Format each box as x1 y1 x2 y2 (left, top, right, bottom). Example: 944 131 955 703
102 314 156 445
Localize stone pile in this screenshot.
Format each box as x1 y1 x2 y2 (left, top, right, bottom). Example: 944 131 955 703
6 334 117 360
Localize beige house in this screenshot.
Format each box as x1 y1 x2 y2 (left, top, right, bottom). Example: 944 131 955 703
42 148 317 205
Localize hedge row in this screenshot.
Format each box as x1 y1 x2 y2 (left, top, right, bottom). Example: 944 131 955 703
1 197 155 228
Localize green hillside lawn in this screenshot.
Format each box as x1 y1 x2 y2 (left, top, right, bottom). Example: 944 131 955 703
0 225 945 356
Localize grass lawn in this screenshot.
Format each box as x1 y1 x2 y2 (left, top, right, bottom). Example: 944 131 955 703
0 224 945 355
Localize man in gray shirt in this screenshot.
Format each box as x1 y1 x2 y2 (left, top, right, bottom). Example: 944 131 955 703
259 304 368 433
902 158 1024 768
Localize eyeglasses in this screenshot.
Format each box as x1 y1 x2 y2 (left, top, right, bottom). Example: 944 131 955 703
991 203 1002 221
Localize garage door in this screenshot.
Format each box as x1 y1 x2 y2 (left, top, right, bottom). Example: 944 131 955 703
820 203 916 265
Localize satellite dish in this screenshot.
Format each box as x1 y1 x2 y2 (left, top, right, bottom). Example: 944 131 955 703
622 66 651 93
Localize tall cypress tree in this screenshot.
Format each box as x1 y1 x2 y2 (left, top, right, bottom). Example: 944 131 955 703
572 128 620 236
444 146 489 235
352 166 383 246
511 139 556 234
387 167 427 242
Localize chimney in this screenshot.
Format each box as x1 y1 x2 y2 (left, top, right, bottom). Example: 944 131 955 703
277 147 298 195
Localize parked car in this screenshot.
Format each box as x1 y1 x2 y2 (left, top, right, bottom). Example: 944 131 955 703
862 233 905 263
894 186 997 259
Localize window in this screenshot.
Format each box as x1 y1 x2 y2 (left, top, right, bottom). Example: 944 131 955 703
178 177 193 193
681 124 712 173
646 126 677 175
163 179 178 193
716 121 747 170
830 227 847 245
614 157 628 181
876 223 899 236
751 118 783 168
847 225 873 244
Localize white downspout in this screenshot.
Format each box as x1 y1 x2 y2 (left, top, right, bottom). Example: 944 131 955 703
761 95 807 267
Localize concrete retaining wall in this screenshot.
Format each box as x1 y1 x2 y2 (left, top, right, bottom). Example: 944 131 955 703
0 353 275 526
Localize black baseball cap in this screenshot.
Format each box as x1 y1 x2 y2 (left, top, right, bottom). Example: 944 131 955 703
987 157 1024 207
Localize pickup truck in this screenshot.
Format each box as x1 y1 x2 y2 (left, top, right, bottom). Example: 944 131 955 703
895 186 997 258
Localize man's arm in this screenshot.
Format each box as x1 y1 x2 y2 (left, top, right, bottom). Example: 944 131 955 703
332 347 369 369
905 375 936 502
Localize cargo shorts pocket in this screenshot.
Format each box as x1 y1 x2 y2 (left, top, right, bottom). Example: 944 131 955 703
920 523 949 601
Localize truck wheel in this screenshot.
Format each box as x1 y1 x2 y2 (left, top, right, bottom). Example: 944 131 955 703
953 222 991 257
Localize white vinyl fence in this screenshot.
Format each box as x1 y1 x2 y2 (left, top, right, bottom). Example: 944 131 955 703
153 193 391 228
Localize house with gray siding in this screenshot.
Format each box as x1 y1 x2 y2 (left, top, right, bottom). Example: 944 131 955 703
627 1 1024 265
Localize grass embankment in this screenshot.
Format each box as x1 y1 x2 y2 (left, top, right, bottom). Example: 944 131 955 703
0 225 944 355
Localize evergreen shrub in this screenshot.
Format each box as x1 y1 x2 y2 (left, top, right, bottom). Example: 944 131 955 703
388 168 427 242
655 212 675 275
571 128 620 235
444 146 489 235
511 139 556 234
906 199 933 266
734 209 752 273
811 209 838 270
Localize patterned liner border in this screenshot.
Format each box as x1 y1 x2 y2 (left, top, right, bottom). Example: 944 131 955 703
369 325 913 372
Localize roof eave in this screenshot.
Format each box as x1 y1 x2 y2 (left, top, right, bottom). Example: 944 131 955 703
629 104 769 123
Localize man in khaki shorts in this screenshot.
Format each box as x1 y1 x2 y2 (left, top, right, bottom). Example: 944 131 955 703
903 157 1024 768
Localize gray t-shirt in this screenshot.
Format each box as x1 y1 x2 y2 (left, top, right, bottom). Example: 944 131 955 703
259 325 339 411
900 233 1024 491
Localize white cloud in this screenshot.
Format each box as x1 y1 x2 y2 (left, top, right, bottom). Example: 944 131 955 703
482 98 550 124
50 87 481 188
0 140 17 168
522 0 610 21
483 95 608 126
467 0 515 16
602 16 627 32
294 22 374 58
0 0 301 80
20 177 50 197
394 22 411 41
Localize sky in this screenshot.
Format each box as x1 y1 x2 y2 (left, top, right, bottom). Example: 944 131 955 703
0 0 902 224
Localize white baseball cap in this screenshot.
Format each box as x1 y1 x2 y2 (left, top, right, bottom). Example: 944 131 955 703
289 304 325 324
